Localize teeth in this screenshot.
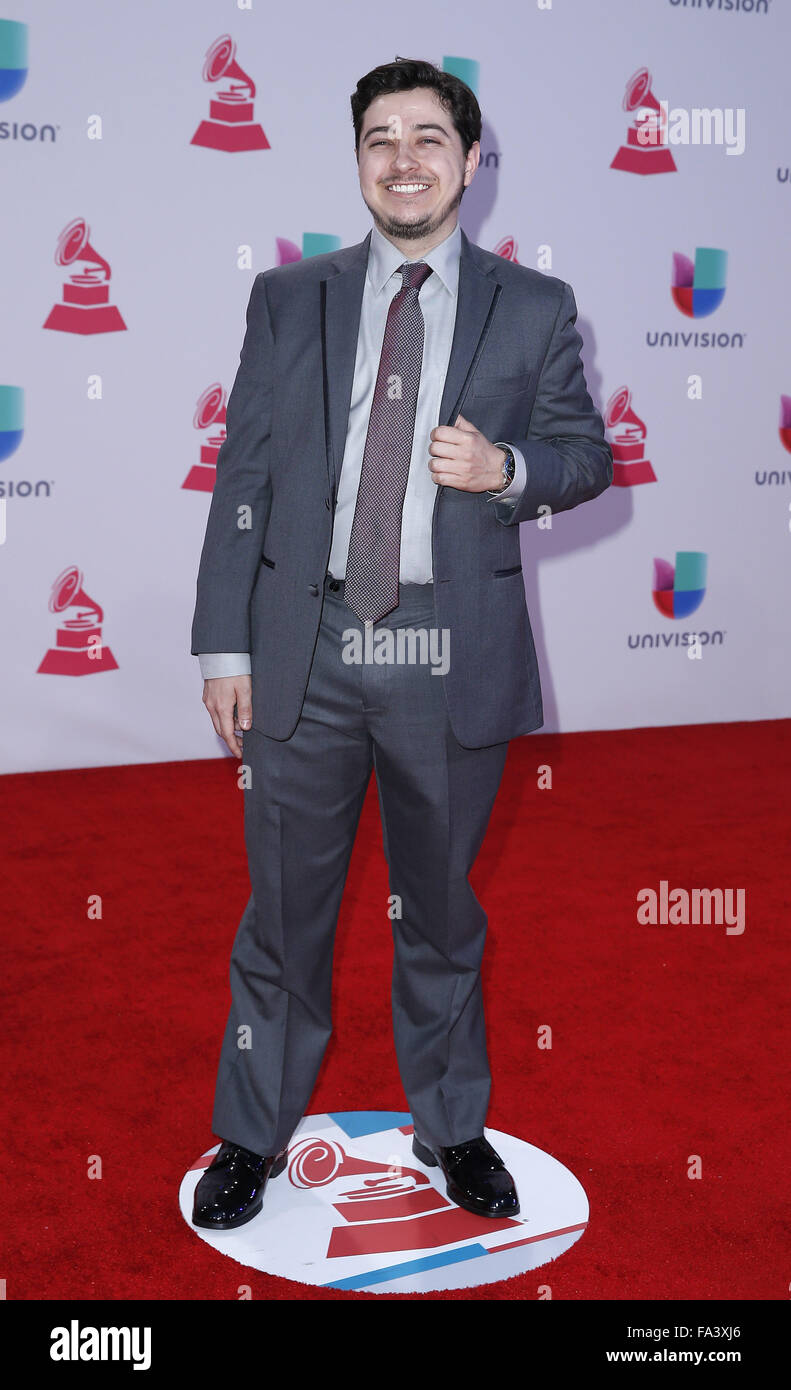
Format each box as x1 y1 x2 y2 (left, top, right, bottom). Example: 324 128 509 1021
387 183 430 193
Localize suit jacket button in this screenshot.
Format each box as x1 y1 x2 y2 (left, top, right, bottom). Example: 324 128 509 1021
325 497 331 510
309 583 319 596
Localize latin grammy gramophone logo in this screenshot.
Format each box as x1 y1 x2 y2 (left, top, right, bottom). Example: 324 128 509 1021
611 67 677 175
182 383 226 492
43 219 127 335
493 235 519 263
779 396 791 454
191 35 270 153
284 1134 519 1259
38 566 118 675
604 386 656 487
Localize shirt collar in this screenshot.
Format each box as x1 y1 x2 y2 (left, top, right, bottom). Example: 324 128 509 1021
367 220 461 298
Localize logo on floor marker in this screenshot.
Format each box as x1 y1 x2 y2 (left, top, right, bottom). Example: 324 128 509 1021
180 1111 589 1293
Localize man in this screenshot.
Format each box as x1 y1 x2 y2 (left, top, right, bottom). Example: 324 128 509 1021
190 57 612 1231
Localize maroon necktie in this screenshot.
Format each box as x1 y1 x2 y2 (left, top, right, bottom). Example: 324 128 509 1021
344 260 434 623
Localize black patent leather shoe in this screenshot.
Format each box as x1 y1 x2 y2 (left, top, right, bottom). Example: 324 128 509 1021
192 1140 288 1230
412 1133 520 1218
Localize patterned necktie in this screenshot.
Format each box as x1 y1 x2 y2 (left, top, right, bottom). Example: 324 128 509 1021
344 259 434 623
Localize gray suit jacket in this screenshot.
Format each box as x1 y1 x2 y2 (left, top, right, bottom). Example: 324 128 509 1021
190 228 613 748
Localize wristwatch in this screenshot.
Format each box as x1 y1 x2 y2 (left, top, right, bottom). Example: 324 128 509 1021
488 443 516 495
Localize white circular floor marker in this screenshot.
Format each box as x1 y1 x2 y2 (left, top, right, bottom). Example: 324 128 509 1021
180 1111 588 1293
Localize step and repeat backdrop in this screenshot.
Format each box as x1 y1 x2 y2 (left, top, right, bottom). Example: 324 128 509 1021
1 0 789 772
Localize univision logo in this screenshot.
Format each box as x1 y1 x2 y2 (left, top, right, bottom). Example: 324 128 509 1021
443 56 479 93
754 395 791 484
647 246 743 347
0 385 53 498
441 56 499 168
627 552 724 649
0 19 26 100
275 233 342 264
671 247 727 317
653 551 707 618
668 0 770 13
779 395 791 453
0 19 57 142
0 385 23 461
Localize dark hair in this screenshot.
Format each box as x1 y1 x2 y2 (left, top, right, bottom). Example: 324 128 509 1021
351 56 481 156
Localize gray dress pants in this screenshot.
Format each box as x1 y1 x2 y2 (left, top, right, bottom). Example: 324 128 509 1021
211 573 509 1156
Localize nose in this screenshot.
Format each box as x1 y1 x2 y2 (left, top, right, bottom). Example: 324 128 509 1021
388 144 421 173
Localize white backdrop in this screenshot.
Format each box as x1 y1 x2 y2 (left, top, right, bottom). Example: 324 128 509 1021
1 0 789 773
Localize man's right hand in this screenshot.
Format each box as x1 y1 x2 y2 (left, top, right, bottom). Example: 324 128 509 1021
202 675 252 758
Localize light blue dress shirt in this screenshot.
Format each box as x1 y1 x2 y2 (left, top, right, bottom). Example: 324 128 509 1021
199 221 526 680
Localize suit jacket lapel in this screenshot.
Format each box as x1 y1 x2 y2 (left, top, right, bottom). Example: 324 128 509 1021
320 225 500 498
438 228 501 428
321 232 370 499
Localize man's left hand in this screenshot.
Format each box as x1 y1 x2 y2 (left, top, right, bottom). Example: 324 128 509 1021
428 413 506 492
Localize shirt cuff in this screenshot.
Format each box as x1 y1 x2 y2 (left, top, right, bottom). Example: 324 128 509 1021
486 442 527 505
198 653 252 680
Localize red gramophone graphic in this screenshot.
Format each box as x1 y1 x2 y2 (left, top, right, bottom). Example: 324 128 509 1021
286 1135 520 1259
182 383 226 492
43 219 127 335
493 235 519 263
191 35 270 152
779 395 791 454
610 67 676 175
604 386 656 487
37 565 118 675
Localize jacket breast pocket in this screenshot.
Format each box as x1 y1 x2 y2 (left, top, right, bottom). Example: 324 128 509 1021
471 371 531 398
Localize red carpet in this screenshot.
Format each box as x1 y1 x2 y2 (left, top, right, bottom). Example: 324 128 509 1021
3 719 788 1300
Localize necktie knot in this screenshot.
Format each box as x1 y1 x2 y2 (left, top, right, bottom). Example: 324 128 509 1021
398 260 433 294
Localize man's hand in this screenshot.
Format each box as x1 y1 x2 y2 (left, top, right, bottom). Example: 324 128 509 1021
428 413 506 492
202 675 252 758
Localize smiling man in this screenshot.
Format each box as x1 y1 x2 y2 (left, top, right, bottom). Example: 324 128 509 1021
190 57 612 1232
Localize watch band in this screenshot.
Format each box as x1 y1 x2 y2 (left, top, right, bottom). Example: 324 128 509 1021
489 444 516 494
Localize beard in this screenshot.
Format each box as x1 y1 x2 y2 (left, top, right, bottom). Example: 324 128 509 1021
364 176 465 242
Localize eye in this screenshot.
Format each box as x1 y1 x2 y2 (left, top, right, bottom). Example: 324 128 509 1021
367 136 440 148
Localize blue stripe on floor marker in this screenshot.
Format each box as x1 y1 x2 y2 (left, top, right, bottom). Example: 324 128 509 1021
322 1243 489 1289
328 1110 412 1138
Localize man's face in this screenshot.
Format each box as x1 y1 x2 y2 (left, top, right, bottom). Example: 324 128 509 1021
356 88 479 244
